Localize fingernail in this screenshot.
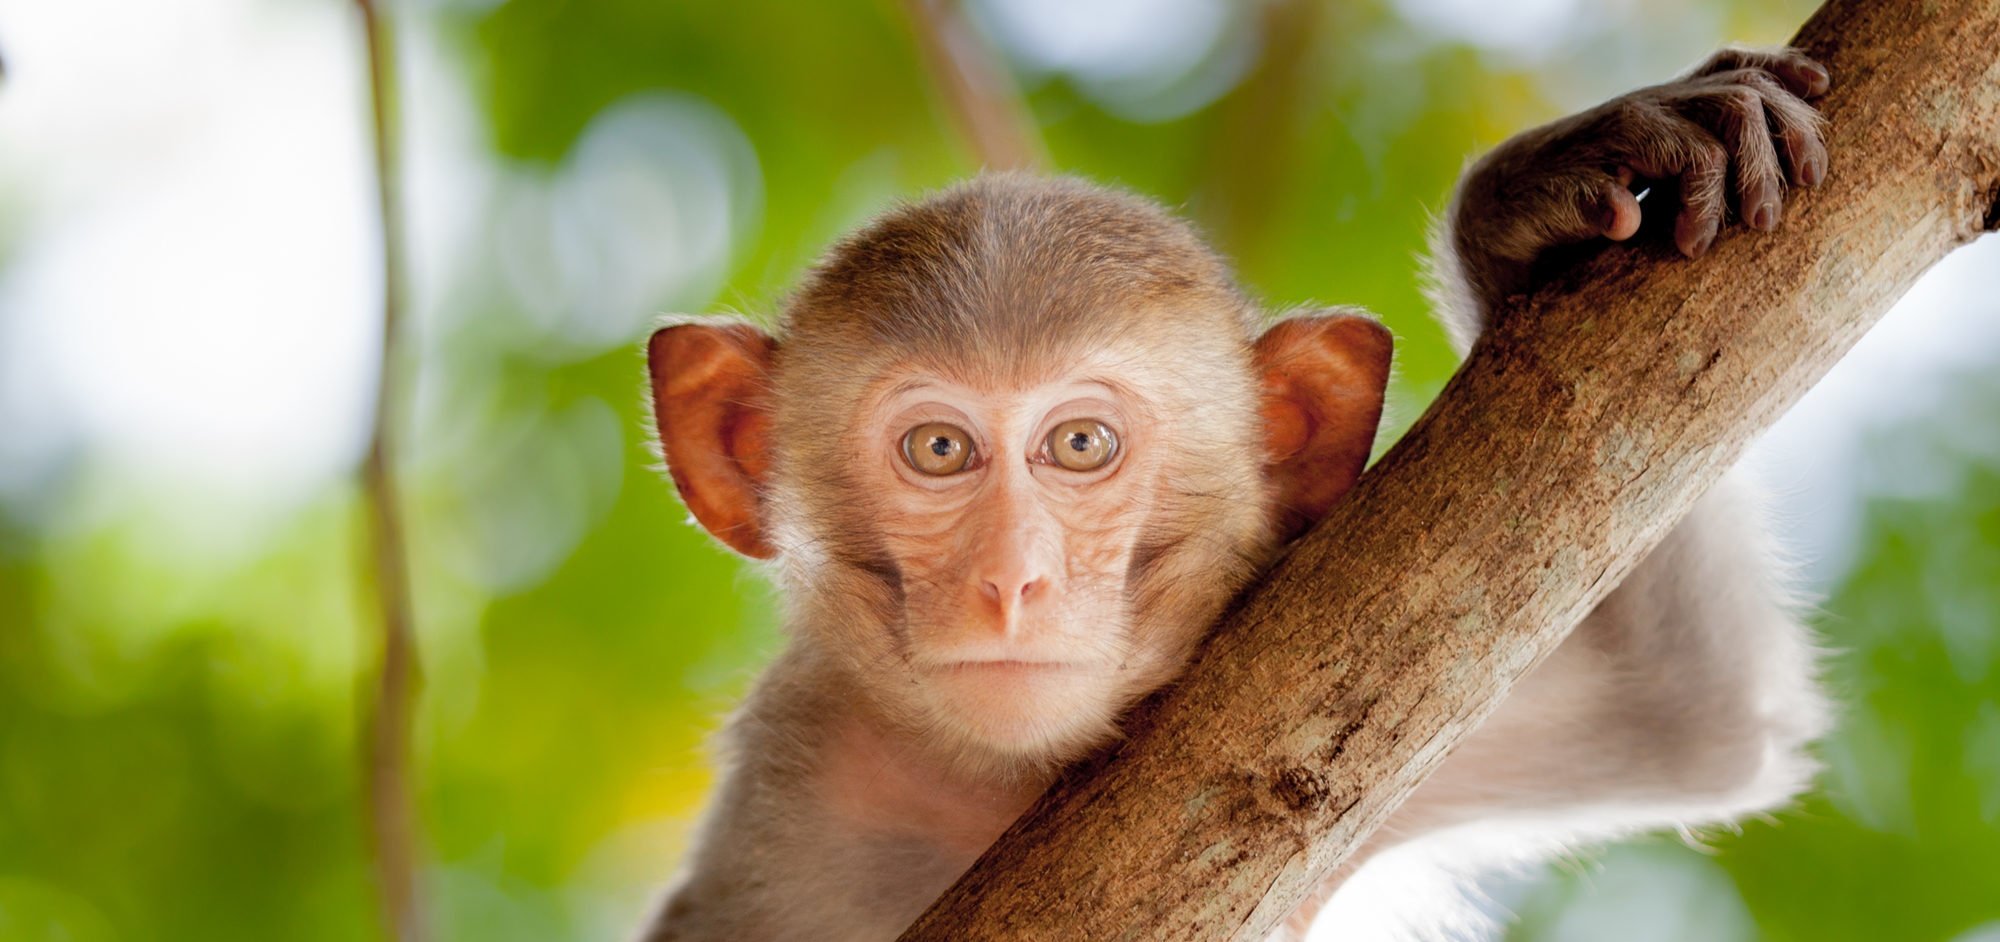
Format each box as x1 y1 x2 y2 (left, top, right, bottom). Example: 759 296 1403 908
1803 155 1825 186
1752 201 1778 230
1807 64 1830 94
1685 230 1715 258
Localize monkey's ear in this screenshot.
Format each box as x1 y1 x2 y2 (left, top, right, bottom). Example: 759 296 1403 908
1253 311 1392 542
648 321 779 559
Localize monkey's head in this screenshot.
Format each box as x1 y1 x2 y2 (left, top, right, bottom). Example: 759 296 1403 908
649 175 1389 769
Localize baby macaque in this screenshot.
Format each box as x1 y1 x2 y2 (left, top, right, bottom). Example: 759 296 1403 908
641 46 1832 942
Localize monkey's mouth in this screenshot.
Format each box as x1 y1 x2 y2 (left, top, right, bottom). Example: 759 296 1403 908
931 659 1091 676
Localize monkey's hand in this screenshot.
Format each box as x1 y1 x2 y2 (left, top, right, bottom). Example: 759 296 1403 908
1445 47 1829 327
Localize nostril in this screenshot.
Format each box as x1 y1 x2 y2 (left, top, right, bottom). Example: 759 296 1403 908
980 576 1046 607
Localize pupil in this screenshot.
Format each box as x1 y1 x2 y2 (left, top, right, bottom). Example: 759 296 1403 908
930 437 953 457
1068 432 1090 451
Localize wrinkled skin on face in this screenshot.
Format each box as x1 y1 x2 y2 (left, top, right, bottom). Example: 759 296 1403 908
650 176 1390 775
843 356 1218 756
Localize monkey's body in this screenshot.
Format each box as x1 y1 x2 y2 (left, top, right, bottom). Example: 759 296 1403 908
649 651 1026 941
641 47 1833 942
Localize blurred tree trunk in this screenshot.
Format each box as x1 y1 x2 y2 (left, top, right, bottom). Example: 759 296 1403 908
899 1 2000 939
1198 0 1322 258
353 2 426 941
901 0 1047 171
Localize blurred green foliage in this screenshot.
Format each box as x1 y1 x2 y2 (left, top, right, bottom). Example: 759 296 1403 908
2 0 1995 940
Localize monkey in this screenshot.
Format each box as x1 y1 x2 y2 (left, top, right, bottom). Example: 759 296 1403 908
638 46 1833 942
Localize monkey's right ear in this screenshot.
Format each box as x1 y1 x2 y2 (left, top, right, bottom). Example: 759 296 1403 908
648 322 779 559
1253 311 1393 542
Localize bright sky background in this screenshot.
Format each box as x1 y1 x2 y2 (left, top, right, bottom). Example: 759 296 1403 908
0 0 377 521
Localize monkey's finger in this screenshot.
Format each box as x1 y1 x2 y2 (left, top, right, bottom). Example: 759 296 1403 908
1522 172 1643 247
1701 67 1827 188
1618 114 1728 258
1694 46 1831 99
1775 107 1828 188
1677 146 1728 257
1699 86 1787 231
1748 72 1828 187
1596 182 1644 241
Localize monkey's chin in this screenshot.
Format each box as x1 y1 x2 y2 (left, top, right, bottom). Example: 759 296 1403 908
917 662 1123 760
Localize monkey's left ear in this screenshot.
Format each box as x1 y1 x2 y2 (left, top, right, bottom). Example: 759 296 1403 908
648 321 780 559
1253 311 1393 542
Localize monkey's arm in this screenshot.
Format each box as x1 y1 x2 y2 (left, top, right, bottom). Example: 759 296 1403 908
1397 471 1828 826
1286 46 1834 940
1409 46 1834 830
1416 45 1835 835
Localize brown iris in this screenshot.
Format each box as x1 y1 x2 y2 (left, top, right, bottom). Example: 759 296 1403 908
902 422 974 475
1048 419 1118 472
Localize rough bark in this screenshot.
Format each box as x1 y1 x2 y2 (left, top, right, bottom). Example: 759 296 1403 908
900 2 2000 940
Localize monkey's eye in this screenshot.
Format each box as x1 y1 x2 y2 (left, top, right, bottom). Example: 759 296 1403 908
902 422 975 476
1047 419 1118 472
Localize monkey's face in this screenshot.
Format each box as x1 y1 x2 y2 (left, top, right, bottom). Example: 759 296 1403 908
646 177 1391 767
818 348 1266 758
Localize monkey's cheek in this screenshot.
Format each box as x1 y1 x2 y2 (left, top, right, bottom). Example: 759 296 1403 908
917 666 1120 755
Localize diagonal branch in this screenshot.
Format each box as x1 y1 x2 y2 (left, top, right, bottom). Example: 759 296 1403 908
900 1 2000 939
900 0 1048 172
353 2 425 940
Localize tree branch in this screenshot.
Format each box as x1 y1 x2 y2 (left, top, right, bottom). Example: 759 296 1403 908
900 2 2000 939
900 0 1047 172
353 2 425 940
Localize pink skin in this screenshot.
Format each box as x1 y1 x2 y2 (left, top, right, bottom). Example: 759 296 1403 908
803 371 1179 869
775 316 1384 869
858 371 1171 754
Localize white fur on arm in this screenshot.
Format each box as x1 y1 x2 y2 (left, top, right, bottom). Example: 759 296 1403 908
1304 472 1828 941
1420 175 1490 359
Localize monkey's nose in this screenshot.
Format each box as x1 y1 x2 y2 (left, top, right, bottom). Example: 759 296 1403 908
980 574 1046 605
978 569 1049 624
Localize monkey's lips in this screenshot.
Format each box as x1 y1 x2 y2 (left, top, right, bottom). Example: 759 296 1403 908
931 659 1092 677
